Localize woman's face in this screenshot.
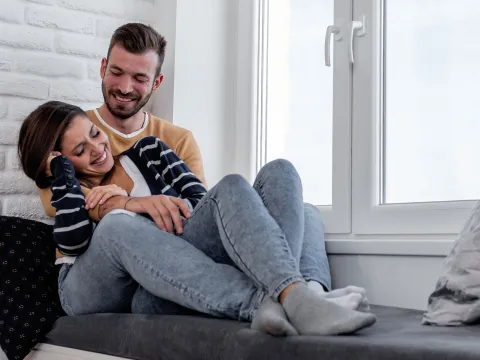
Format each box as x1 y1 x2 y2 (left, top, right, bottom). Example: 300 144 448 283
60 115 114 177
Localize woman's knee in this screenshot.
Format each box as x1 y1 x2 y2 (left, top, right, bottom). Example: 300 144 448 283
216 174 250 192
96 212 140 233
210 174 255 201
260 158 297 177
255 159 300 188
304 203 325 230
92 212 144 248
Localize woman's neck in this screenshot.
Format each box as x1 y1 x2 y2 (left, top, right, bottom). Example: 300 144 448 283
79 162 118 189
79 173 110 189
90 175 105 187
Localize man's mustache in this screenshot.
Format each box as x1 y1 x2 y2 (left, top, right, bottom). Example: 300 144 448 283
110 90 139 100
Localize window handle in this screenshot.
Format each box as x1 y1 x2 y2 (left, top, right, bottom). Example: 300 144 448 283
349 16 366 64
324 25 341 67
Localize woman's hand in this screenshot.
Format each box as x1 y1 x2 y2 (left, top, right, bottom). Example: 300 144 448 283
85 184 128 210
45 151 62 177
125 195 192 234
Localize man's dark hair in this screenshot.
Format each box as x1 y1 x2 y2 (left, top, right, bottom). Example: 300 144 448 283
107 23 167 77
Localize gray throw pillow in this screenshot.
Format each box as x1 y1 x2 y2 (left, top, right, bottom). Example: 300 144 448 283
423 201 480 326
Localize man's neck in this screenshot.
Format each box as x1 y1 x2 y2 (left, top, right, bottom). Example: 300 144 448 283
97 104 145 135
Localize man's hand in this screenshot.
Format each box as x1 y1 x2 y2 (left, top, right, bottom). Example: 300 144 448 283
85 184 128 210
125 195 192 234
45 151 62 177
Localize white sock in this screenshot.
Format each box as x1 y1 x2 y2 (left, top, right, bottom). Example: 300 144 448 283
326 293 363 310
282 284 376 335
308 282 370 312
307 280 326 294
325 285 366 298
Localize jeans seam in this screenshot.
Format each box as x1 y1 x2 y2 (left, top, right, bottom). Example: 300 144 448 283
253 178 268 209
182 193 210 227
209 196 263 286
210 189 299 294
209 195 276 290
112 238 238 317
248 289 267 321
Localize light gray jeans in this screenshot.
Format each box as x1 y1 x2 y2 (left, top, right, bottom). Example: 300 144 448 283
58 159 331 321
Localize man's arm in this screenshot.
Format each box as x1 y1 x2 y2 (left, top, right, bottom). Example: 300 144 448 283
98 195 128 219
175 131 208 188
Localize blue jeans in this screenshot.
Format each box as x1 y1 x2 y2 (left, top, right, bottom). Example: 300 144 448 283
133 160 331 315
58 159 331 321
58 211 266 321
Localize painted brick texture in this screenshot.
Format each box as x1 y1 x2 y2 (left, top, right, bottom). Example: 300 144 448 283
0 0 154 222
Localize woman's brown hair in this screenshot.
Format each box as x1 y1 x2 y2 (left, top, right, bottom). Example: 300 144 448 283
18 101 87 189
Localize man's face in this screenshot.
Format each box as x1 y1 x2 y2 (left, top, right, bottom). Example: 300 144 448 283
100 45 163 119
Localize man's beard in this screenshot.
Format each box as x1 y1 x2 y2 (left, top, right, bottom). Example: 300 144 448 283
102 82 153 120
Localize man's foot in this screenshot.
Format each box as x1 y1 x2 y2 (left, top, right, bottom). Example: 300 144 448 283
308 282 371 312
282 284 376 335
251 298 298 336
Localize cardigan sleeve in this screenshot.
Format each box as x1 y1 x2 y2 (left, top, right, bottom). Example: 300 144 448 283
133 136 207 211
49 155 93 256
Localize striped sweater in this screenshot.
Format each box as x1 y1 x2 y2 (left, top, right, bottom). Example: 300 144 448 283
50 136 207 257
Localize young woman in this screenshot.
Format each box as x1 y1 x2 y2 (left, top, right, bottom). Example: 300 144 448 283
18 101 376 336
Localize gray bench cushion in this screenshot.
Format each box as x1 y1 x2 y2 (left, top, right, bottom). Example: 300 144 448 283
44 306 480 360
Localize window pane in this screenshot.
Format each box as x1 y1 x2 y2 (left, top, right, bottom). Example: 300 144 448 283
265 0 333 206
384 0 480 203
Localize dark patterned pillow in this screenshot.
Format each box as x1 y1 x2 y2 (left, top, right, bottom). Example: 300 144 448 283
0 216 64 360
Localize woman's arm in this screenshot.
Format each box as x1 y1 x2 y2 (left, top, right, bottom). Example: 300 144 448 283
38 187 56 217
137 137 207 212
175 130 208 187
38 179 103 222
98 194 191 235
49 155 93 256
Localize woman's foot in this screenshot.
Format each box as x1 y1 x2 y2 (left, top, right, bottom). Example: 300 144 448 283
308 282 371 312
251 298 298 336
281 284 376 336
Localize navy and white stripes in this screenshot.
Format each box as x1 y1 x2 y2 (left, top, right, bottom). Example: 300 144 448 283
50 136 207 257
128 136 206 212
50 155 93 256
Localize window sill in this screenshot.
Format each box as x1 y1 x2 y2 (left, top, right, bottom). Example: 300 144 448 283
325 238 454 257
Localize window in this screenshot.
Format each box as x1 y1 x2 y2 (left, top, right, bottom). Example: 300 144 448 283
235 0 479 241
260 0 334 207
254 0 352 233
383 0 480 204
352 0 477 235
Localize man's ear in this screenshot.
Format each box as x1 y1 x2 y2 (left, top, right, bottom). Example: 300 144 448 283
152 74 164 92
100 58 107 79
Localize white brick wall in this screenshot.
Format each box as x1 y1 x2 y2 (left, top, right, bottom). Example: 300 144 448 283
0 0 155 222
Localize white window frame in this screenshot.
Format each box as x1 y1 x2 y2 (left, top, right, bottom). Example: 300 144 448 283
233 0 353 234
232 0 472 254
352 0 477 235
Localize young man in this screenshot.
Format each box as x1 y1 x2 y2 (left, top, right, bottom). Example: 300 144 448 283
39 23 205 230
38 23 371 335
